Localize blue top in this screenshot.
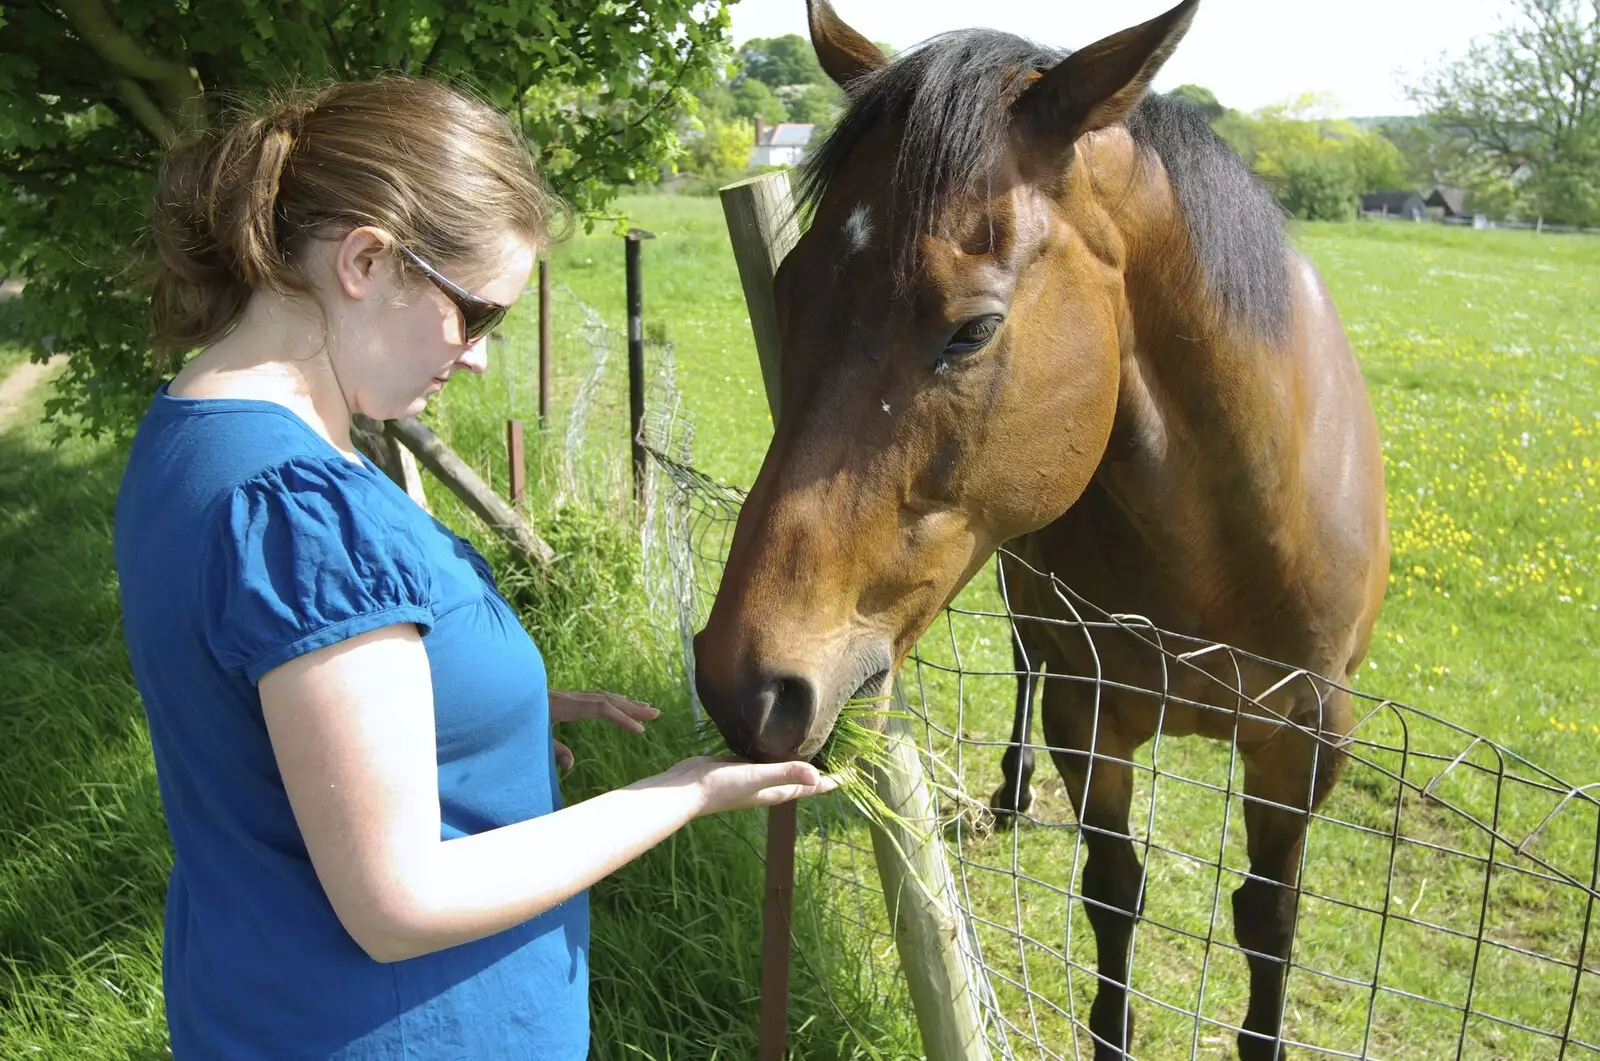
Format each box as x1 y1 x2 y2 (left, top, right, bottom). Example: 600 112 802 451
114 383 588 1060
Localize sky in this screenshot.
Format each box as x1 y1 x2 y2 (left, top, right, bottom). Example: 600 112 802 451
728 0 1516 118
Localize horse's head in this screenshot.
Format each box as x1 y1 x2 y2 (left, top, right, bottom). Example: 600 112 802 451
694 0 1200 761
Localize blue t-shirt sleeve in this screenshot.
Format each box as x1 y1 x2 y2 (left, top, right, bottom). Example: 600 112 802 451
201 455 436 684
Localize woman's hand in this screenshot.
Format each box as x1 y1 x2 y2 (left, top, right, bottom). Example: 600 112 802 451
549 690 659 770
549 690 658 730
649 756 839 816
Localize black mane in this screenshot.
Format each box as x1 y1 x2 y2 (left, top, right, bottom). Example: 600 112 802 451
795 29 1291 341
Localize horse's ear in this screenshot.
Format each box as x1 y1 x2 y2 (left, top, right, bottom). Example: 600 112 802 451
1014 0 1199 147
807 0 888 89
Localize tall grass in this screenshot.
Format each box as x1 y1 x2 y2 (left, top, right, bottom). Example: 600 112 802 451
0 357 170 1060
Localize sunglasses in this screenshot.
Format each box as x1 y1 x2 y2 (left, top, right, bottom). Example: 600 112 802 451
394 241 510 343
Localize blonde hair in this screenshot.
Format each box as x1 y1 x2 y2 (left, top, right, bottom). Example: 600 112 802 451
149 76 566 361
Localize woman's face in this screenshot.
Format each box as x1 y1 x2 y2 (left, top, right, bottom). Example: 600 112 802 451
327 227 537 422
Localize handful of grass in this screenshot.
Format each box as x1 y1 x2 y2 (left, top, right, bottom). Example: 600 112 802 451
692 694 913 833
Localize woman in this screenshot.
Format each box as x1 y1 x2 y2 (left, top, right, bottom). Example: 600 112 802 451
113 76 832 1060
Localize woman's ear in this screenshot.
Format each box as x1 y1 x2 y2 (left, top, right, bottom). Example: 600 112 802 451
332 226 391 301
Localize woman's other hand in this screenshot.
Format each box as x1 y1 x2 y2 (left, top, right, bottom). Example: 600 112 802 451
549 690 658 732
549 690 658 770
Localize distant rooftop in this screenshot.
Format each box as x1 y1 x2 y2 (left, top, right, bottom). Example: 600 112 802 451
758 122 815 147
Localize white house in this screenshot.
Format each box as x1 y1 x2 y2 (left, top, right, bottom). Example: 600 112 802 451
749 121 816 168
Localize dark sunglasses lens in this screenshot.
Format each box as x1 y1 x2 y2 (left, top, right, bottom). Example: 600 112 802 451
462 302 508 342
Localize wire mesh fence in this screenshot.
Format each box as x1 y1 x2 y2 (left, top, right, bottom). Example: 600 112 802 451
528 285 1600 1060
492 281 691 521
644 449 1600 1061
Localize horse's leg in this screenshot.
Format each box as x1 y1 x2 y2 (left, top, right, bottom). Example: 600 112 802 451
1044 688 1145 1061
1232 694 1351 1061
990 629 1042 821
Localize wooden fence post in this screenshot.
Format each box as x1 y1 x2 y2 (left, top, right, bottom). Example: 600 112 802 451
384 416 555 567
869 690 992 1061
507 418 526 505
721 171 803 1061
719 170 990 1061
719 173 799 418
350 413 431 515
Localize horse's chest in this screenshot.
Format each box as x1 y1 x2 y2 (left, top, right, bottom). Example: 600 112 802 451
1009 492 1307 741
1014 473 1277 650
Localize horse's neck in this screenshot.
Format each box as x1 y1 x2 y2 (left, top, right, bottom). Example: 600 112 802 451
1091 141 1301 518
1118 265 1295 462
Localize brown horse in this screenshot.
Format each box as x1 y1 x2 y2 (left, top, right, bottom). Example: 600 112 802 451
692 1 1389 1057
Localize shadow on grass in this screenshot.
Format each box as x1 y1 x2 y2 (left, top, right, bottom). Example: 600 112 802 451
0 400 171 1055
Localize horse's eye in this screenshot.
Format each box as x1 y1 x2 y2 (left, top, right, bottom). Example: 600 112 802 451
944 314 1003 356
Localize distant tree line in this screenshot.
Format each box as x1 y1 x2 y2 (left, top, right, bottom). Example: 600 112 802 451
1405 0 1600 226
680 33 878 182
1176 0 1600 226
1169 85 1410 222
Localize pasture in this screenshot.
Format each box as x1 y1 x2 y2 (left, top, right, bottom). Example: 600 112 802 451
0 197 1596 1058
536 199 1600 1057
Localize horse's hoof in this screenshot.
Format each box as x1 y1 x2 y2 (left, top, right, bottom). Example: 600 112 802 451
989 783 1037 825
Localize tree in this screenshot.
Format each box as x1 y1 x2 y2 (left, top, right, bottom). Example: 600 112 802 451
1346 129 1410 192
693 77 739 124
0 0 733 438
1171 83 1224 121
729 78 787 123
1407 0 1600 223
777 82 841 125
1278 152 1360 221
684 119 752 178
738 34 827 89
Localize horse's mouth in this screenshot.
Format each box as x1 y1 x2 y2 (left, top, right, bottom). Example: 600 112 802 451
802 665 894 764
849 668 892 713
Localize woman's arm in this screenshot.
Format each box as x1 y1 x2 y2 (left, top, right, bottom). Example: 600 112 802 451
259 623 829 963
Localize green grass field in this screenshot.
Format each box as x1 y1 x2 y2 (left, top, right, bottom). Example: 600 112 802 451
1 200 1596 1059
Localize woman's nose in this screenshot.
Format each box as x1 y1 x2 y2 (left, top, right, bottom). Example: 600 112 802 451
458 335 489 374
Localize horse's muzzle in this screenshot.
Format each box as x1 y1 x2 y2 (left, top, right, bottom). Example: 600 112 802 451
692 657 816 761
693 634 892 762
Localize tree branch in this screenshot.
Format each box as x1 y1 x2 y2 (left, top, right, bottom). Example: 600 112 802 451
419 19 454 76
619 36 703 150
52 0 203 140
318 11 351 79
112 73 177 146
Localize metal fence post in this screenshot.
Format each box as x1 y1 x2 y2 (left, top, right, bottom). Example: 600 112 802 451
625 229 654 513
538 258 551 428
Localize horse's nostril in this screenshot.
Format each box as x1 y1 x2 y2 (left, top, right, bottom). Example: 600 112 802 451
750 673 818 761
